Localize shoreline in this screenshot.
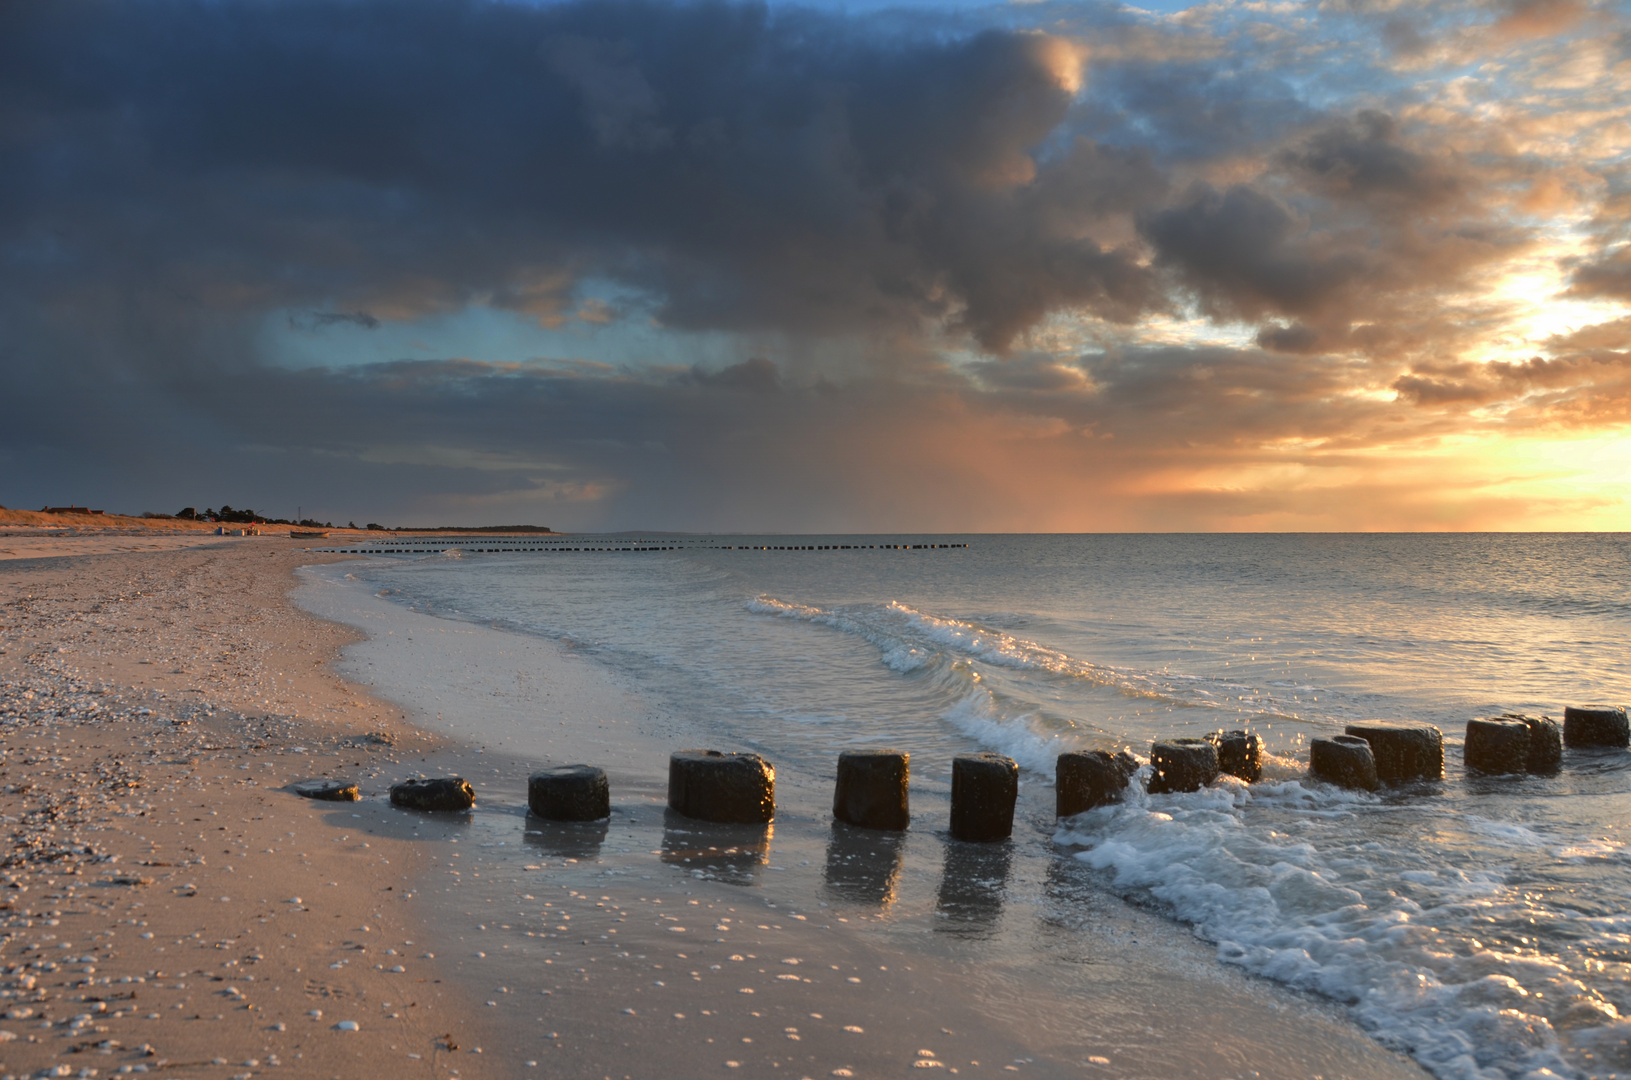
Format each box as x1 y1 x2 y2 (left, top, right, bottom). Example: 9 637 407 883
0 536 1434 1079
296 556 1433 1079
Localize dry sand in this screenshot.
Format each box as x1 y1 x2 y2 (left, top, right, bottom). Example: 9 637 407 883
0 535 1434 1080
0 539 506 1079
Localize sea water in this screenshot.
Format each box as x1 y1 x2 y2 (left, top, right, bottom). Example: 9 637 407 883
325 533 1631 1079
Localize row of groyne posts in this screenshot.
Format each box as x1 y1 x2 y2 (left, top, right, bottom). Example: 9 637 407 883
296 704 1630 833
367 748 1045 838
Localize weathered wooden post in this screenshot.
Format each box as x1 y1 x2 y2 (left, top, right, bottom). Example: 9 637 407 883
1309 735 1378 791
1344 722 1444 783
292 779 360 802
832 749 910 831
1464 719 1529 775
1055 750 1137 817
389 777 475 811
1518 715 1563 773
1205 730 1264 782
1148 738 1219 794
528 765 610 821
1563 705 1629 748
668 750 775 824
950 753 1018 842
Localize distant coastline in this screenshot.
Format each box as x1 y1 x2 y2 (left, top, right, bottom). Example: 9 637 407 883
0 506 555 536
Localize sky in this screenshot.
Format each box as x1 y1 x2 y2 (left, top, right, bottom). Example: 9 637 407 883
2 0 1629 532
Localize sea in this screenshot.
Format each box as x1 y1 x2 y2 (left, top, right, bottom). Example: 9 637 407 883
308 532 1631 1079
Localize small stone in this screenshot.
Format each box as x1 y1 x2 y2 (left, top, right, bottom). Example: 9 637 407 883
1464 718 1530 775
831 750 909 832
1205 730 1263 782
668 751 775 824
1343 722 1444 784
1055 750 1138 817
1309 735 1378 791
334 1020 359 1031
389 777 475 812
949 753 1018 842
528 765 610 822
290 779 359 802
1147 738 1218 794
1563 705 1629 749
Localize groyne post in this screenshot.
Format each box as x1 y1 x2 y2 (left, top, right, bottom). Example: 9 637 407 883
1055 750 1137 817
950 753 1018 842
529 765 610 821
668 750 776 824
832 749 910 831
1343 723 1444 783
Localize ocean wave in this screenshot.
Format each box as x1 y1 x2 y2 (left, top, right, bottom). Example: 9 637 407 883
1056 784 1610 1079
939 688 1105 778
747 594 1193 706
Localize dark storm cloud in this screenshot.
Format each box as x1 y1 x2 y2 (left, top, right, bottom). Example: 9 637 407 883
1138 182 1368 320
1255 323 1325 355
1277 111 1462 210
0 0 1166 355
1134 107 1522 343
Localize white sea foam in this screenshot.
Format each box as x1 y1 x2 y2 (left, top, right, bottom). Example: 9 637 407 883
748 595 1192 705
1055 782 1613 1079
938 689 1089 778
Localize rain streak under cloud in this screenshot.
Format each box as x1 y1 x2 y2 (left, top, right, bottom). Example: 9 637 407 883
1 0 1628 530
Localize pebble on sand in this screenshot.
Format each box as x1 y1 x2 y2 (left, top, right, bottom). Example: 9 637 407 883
290 778 360 802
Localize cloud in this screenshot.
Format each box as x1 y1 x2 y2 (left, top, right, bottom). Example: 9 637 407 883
293 311 381 331
0 0 1173 356
1568 248 1631 301
1277 110 1462 210
1139 182 1368 320
0 0 1627 530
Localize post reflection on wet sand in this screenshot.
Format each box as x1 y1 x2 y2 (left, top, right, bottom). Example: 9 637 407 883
660 810 772 886
935 839 1012 934
822 821 906 906
523 816 610 861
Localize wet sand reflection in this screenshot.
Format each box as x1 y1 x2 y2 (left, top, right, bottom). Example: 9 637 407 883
822 821 906 906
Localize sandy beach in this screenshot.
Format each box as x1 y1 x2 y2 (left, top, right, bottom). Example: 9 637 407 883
0 532 1435 1080
0 535 503 1079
